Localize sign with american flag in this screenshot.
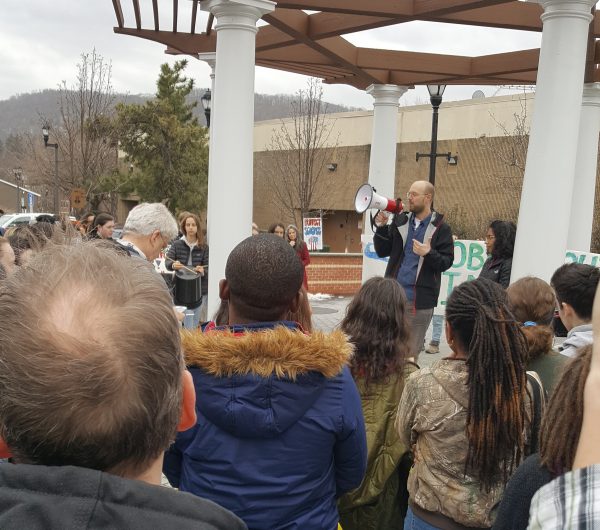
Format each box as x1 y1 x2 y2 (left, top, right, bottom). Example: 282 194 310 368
303 217 323 251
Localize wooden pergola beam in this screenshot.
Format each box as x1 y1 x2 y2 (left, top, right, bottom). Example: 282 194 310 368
471 49 540 77
263 10 385 85
114 27 217 54
357 48 472 77
111 0 597 90
413 0 515 17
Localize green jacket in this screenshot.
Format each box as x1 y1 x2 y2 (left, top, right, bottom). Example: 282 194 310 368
338 364 415 530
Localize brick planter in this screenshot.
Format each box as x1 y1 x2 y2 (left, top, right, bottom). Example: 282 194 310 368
306 253 362 295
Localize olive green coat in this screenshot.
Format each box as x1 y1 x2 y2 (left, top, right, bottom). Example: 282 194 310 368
338 365 415 530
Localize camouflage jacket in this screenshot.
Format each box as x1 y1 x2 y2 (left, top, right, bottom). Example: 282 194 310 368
396 359 533 528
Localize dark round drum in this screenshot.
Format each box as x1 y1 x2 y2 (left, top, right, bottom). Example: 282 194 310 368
174 270 202 306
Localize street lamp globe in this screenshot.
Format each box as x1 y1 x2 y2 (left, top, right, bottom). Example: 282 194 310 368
201 88 212 128
42 125 50 146
427 85 446 108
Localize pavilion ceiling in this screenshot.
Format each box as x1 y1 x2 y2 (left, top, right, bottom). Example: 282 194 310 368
110 0 600 89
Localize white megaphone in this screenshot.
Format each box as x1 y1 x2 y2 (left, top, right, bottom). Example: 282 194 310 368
354 183 404 215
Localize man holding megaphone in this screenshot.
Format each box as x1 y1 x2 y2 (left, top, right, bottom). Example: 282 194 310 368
373 180 454 360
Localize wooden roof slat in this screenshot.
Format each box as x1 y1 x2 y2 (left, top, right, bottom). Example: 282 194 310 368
132 0 141 30
152 0 159 31
112 0 124 28
173 0 178 32
191 0 198 34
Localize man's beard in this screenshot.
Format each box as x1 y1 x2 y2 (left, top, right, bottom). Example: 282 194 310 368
410 203 425 215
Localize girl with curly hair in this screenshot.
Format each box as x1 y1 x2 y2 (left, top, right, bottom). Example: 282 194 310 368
338 277 414 530
479 220 516 288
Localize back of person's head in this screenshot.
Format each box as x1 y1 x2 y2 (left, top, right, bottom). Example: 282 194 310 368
123 203 178 242
8 224 55 265
341 277 410 385
92 212 114 229
507 277 555 362
224 234 303 322
446 278 528 491
268 222 284 232
212 300 229 326
540 345 591 476
551 263 600 321
287 286 313 332
0 242 185 477
489 220 516 260
36 214 57 225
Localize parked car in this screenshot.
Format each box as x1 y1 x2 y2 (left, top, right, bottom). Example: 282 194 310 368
0 213 54 230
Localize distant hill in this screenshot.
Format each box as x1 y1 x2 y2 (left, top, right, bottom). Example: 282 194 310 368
0 89 362 141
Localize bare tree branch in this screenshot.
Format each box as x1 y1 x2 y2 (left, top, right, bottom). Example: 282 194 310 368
259 78 339 227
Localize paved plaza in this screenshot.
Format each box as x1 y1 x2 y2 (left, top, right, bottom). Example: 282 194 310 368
310 295 450 369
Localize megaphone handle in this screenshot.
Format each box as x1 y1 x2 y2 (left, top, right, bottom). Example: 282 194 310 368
369 211 378 233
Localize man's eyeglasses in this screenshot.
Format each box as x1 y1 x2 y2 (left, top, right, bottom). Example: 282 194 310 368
158 233 169 250
406 192 427 199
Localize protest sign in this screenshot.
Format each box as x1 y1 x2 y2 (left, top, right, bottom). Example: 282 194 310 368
363 239 600 315
303 218 323 251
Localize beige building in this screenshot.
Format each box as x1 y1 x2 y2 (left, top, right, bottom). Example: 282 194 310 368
253 93 600 253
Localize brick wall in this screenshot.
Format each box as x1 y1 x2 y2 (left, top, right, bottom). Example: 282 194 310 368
307 253 362 295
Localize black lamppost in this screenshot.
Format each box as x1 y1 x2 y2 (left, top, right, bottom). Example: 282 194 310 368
201 88 212 128
12 167 23 212
416 84 458 187
42 125 59 215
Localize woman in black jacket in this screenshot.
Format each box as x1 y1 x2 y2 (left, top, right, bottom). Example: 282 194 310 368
166 213 208 329
479 220 516 288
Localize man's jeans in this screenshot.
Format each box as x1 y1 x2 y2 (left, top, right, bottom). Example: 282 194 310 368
406 307 434 360
430 314 444 346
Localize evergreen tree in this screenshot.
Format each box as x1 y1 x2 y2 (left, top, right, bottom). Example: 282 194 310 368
116 60 208 213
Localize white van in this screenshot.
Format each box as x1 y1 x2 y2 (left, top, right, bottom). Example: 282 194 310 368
0 213 54 230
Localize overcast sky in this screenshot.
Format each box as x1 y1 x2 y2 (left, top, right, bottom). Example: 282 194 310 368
1 1 592 108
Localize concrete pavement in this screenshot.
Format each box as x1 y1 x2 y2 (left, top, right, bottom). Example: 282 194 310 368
310 295 450 369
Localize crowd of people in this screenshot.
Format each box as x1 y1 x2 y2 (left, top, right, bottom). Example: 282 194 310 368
0 190 598 530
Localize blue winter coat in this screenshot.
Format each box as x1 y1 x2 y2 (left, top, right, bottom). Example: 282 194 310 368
164 322 367 530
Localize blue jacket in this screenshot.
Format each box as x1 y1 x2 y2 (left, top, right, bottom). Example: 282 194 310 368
164 322 367 530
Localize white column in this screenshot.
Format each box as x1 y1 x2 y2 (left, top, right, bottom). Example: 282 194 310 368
202 0 275 318
198 52 216 247
361 84 408 283
568 82 600 252
511 0 595 283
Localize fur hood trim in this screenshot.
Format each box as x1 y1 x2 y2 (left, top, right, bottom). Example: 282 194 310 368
182 327 353 379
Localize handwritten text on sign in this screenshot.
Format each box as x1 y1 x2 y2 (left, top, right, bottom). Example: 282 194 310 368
364 240 600 315
303 218 323 251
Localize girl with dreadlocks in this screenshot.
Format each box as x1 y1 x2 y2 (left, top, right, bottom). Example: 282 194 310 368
493 345 591 530
397 278 533 529
337 277 415 530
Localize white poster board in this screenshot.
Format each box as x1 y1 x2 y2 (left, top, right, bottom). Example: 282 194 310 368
363 239 600 315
